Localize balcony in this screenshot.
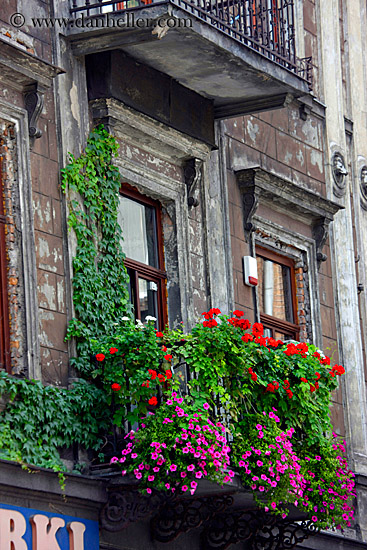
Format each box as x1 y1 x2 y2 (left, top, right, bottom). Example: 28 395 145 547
68 0 312 120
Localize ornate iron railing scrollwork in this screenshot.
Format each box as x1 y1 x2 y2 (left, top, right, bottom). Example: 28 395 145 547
100 488 169 531
202 509 317 550
151 495 234 543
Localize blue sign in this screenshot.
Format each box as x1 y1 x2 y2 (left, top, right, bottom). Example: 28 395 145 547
0 503 99 550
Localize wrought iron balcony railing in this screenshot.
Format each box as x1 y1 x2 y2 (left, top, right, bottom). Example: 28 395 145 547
70 0 312 86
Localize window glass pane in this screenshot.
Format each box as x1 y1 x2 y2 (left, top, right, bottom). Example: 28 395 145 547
118 195 158 268
274 331 295 341
257 255 294 323
138 278 158 327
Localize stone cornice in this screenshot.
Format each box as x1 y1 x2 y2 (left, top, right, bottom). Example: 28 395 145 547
0 37 64 91
235 167 342 223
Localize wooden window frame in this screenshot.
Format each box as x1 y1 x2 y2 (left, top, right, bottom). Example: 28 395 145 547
256 246 300 340
120 183 168 329
0 157 10 372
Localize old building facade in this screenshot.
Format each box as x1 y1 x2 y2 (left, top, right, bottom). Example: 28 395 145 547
0 0 366 548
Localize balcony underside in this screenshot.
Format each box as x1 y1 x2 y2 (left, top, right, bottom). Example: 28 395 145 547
68 3 310 119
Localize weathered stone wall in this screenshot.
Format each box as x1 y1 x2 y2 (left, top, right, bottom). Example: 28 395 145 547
0 121 26 374
0 0 69 385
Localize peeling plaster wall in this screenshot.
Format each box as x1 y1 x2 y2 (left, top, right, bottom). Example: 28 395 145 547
0 121 26 374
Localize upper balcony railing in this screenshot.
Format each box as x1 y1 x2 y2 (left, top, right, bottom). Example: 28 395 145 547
70 0 311 85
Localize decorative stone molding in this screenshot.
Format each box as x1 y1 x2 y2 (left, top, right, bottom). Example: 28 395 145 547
235 167 342 265
24 84 45 148
184 158 202 208
360 166 367 211
332 152 348 198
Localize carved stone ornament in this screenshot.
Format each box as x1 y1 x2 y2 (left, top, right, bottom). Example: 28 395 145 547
24 84 44 148
312 218 330 265
332 152 348 197
241 184 260 242
360 165 367 211
184 158 202 208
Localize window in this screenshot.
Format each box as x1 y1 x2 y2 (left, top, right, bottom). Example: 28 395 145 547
118 185 167 329
256 247 300 341
0 157 10 372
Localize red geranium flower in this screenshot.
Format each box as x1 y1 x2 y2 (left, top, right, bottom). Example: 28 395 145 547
156 332 164 338
203 319 218 328
238 319 251 330
96 353 105 362
233 310 244 318
310 384 316 393
109 347 118 354
267 337 278 348
331 364 345 376
300 377 308 383
296 342 308 354
315 372 321 380
320 356 330 366
149 369 157 380
158 374 166 383
241 333 253 343
162 345 167 352
284 343 298 356
164 354 173 361
165 370 172 380
141 381 150 388
254 336 267 347
210 308 221 316
252 323 264 337
266 383 276 393
251 372 258 381
286 389 293 399
149 396 158 406
283 380 290 390
111 383 121 391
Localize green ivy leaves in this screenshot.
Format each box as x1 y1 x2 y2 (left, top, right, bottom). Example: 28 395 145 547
61 125 131 375
0 372 109 472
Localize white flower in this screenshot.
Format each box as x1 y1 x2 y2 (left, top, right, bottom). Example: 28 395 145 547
145 316 157 322
121 316 130 321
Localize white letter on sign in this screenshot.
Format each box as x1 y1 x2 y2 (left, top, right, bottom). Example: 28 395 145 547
31 514 65 550
68 522 86 550
0 509 28 550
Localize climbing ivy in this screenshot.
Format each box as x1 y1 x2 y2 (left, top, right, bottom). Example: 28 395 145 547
61 125 131 375
0 126 129 477
0 372 109 476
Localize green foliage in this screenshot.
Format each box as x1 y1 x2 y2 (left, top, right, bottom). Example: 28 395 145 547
97 309 354 529
0 126 125 479
87 318 177 425
0 371 109 472
61 125 131 374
